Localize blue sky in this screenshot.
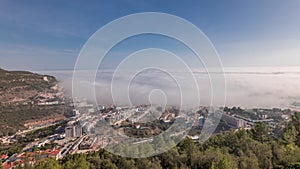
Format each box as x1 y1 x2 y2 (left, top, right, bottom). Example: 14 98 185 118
0 0 300 70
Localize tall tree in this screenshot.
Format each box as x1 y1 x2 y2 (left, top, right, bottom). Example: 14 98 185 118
74 155 89 169
251 122 269 143
292 112 300 146
281 125 298 145
292 112 300 132
216 156 233 169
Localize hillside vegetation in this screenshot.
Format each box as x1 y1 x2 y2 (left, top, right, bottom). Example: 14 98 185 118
0 68 71 136
0 68 56 103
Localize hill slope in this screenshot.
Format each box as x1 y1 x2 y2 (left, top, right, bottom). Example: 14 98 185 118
0 68 57 104
0 68 71 136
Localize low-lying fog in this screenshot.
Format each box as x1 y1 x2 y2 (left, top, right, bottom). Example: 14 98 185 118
39 67 300 109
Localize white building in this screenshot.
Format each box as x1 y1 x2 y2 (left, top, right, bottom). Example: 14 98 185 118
222 114 246 128
65 125 82 138
65 127 73 137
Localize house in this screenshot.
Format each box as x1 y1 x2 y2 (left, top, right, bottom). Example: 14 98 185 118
134 123 141 129
1 154 8 161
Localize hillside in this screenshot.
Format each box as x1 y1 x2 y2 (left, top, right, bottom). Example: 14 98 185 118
0 68 57 104
0 68 72 136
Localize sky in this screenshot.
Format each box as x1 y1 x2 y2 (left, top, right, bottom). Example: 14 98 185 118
0 0 300 70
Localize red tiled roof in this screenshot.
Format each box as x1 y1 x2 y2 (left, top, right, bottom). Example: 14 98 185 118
3 160 26 169
44 149 60 155
3 163 14 169
49 149 60 155
1 154 8 159
4 149 61 169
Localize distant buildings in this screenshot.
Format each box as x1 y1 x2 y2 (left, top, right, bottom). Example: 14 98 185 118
74 125 82 137
2 149 60 169
198 116 205 127
134 123 141 129
65 127 73 138
72 109 80 116
159 111 176 123
43 76 49 82
65 125 82 138
82 122 93 134
221 114 246 128
88 108 95 113
79 137 97 150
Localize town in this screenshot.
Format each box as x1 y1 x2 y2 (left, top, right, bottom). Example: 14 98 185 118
1 97 297 168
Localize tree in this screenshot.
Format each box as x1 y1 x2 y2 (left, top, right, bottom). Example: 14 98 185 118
286 162 300 169
117 158 137 169
178 138 198 167
198 147 224 169
216 156 233 169
292 112 300 147
159 147 180 169
251 122 269 143
223 107 230 112
135 158 156 169
149 158 162 169
64 160 75 169
36 158 62 169
210 156 233 169
254 143 273 169
238 153 259 169
73 155 89 169
86 157 102 169
292 112 300 132
101 159 117 169
211 162 216 169
281 125 298 145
